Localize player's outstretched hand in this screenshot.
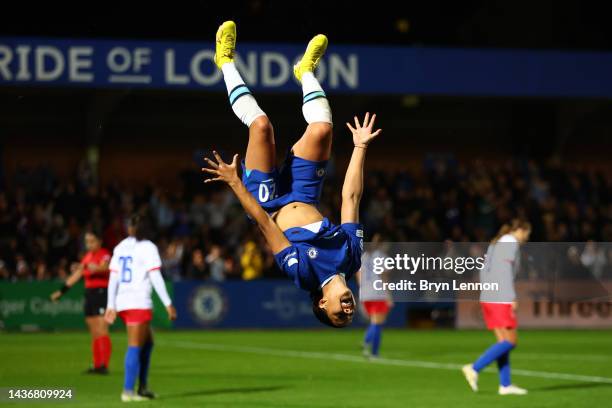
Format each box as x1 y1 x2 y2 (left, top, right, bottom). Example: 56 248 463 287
202 151 240 187
50 290 62 302
104 308 117 325
346 112 382 148
166 305 177 321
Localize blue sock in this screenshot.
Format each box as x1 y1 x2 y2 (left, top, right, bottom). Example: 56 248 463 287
370 324 382 356
473 340 514 372
124 346 141 392
139 341 154 389
364 324 375 344
497 351 511 386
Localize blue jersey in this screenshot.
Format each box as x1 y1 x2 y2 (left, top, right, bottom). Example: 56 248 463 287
241 150 363 291
241 153 327 214
274 218 364 292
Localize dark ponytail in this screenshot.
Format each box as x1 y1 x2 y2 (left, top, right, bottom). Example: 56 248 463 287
129 214 152 241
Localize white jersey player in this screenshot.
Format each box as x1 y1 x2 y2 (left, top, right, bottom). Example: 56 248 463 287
108 237 170 312
462 219 531 396
104 215 176 402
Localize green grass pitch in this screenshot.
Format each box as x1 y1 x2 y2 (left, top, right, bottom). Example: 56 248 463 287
1 329 611 407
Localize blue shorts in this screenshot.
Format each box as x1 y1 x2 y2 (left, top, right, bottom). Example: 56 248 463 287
241 153 328 214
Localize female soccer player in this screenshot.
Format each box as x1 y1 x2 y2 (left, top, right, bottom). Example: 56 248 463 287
357 233 393 359
462 219 531 395
50 230 112 374
104 215 176 402
203 21 381 328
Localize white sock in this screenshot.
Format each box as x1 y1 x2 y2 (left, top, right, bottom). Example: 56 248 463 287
301 72 332 125
221 62 266 127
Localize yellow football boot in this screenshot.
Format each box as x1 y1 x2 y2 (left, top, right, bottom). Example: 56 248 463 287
214 20 236 69
293 34 328 82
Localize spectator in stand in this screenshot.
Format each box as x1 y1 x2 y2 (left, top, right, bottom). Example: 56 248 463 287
206 190 232 231
103 217 125 251
49 215 70 264
15 254 30 281
580 241 607 279
34 260 49 280
189 194 208 227
365 187 393 231
563 246 590 279
54 257 70 280
150 191 175 231
186 249 208 279
205 245 226 282
240 241 263 280
0 157 610 281
161 238 184 281
602 247 612 279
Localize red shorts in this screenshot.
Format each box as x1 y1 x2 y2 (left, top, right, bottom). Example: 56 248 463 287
362 300 390 315
118 309 152 325
481 303 517 330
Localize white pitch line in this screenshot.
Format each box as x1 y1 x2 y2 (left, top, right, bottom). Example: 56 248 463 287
164 340 612 385
517 353 612 362
438 351 612 362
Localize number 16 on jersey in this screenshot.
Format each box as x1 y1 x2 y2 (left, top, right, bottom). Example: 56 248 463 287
119 256 133 282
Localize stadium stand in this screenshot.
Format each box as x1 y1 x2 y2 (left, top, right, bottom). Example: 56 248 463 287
1 156 610 281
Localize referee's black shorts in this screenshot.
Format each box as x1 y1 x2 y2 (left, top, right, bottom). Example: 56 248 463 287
84 287 107 317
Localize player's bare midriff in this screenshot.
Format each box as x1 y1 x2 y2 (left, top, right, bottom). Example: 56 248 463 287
273 202 324 232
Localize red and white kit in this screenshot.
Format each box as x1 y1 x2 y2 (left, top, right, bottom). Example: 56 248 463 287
107 237 172 324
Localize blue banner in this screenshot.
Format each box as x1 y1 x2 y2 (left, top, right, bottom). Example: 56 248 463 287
2 37 612 97
173 280 407 329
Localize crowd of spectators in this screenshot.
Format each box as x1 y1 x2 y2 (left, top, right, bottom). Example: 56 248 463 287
0 156 610 282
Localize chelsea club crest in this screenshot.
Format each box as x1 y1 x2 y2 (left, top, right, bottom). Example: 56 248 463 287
307 247 318 259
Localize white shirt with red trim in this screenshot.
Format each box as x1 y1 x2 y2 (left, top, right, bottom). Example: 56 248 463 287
109 237 162 311
480 234 519 303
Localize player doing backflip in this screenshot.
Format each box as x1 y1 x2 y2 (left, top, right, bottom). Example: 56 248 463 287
202 21 381 327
